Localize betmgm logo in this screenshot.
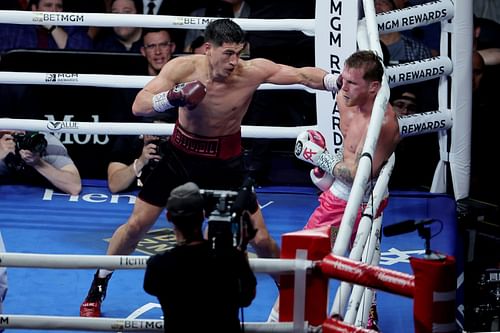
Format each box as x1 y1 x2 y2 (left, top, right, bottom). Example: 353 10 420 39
45 73 79 83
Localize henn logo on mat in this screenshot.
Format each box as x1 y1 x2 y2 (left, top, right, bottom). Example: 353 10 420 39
105 228 176 255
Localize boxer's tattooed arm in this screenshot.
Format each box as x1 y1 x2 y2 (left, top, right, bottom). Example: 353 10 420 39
333 151 362 184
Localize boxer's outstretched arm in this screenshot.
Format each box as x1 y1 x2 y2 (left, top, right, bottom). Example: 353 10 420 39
254 58 339 91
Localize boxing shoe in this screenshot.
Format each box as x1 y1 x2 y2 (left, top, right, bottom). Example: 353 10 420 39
79 271 112 317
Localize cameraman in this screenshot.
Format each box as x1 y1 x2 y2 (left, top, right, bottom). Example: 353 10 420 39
143 182 256 333
0 131 81 195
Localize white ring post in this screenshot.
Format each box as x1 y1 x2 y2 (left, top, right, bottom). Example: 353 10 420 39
314 1 359 154
430 1 472 200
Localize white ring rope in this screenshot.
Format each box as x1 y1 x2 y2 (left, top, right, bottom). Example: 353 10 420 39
0 113 451 139
0 10 315 36
0 118 316 139
0 56 451 90
0 252 313 274
0 71 315 92
0 314 305 332
374 0 454 34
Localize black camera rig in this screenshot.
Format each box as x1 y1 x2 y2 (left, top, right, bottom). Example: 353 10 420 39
200 178 257 252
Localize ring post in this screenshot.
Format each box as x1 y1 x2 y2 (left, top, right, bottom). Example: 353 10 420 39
411 255 457 333
279 226 331 326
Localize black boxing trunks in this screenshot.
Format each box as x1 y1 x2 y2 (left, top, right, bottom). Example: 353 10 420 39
170 123 242 160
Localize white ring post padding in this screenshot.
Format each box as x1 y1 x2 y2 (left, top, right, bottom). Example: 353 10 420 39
293 249 307 333
374 0 454 34
385 56 453 88
0 72 315 92
0 118 317 139
331 154 395 319
0 10 315 35
0 314 306 332
331 0 390 259
0 252 312 274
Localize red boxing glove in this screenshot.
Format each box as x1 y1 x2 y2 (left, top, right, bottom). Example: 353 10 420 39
152 80 207 112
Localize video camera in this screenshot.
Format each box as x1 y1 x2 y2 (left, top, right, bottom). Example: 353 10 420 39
4 131 48 171
200 178 258 252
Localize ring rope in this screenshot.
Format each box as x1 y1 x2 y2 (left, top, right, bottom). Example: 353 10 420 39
0 57 451 89
0 118 316 139
371 0 454 34
0 314 305 332
0 10 315 36
0 252 312 274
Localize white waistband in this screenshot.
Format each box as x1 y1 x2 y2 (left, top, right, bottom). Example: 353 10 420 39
329 179 381 203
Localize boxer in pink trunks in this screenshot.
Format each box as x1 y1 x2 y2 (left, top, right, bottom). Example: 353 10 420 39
295 50 400 241
293 50 400 330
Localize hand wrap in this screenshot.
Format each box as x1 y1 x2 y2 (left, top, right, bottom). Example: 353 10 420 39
323 73 343 93
152 80 206 112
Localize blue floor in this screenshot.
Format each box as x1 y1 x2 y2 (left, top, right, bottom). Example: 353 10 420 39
0 182 461 332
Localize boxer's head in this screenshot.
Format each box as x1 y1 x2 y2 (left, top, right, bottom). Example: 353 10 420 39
204 19 248 80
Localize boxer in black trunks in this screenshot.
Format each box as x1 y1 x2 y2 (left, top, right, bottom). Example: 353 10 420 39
80 18 342 317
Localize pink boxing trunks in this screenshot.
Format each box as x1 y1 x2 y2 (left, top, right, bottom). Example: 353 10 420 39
305 190 388 239
170 123 242 160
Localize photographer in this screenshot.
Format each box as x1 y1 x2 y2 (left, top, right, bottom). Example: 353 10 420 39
143 182 256 333
0 131 81 195
107 118 170 193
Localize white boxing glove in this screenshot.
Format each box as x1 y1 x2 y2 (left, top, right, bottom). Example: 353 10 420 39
310 167 334 191
295 129 327 166
295 130 344 175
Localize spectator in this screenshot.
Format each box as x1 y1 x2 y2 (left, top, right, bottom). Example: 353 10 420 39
374 0 432 64
107 117 170 193
143 181 257 333
183 0 251 52
390 87 419 116
93 0 143 53
472 51 485 94
0 0 93 53
140 28 176 75
474 0 500 25
186 35 206 54
0 131 82 195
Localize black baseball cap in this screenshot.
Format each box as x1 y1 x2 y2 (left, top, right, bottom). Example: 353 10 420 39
166 182 204 218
